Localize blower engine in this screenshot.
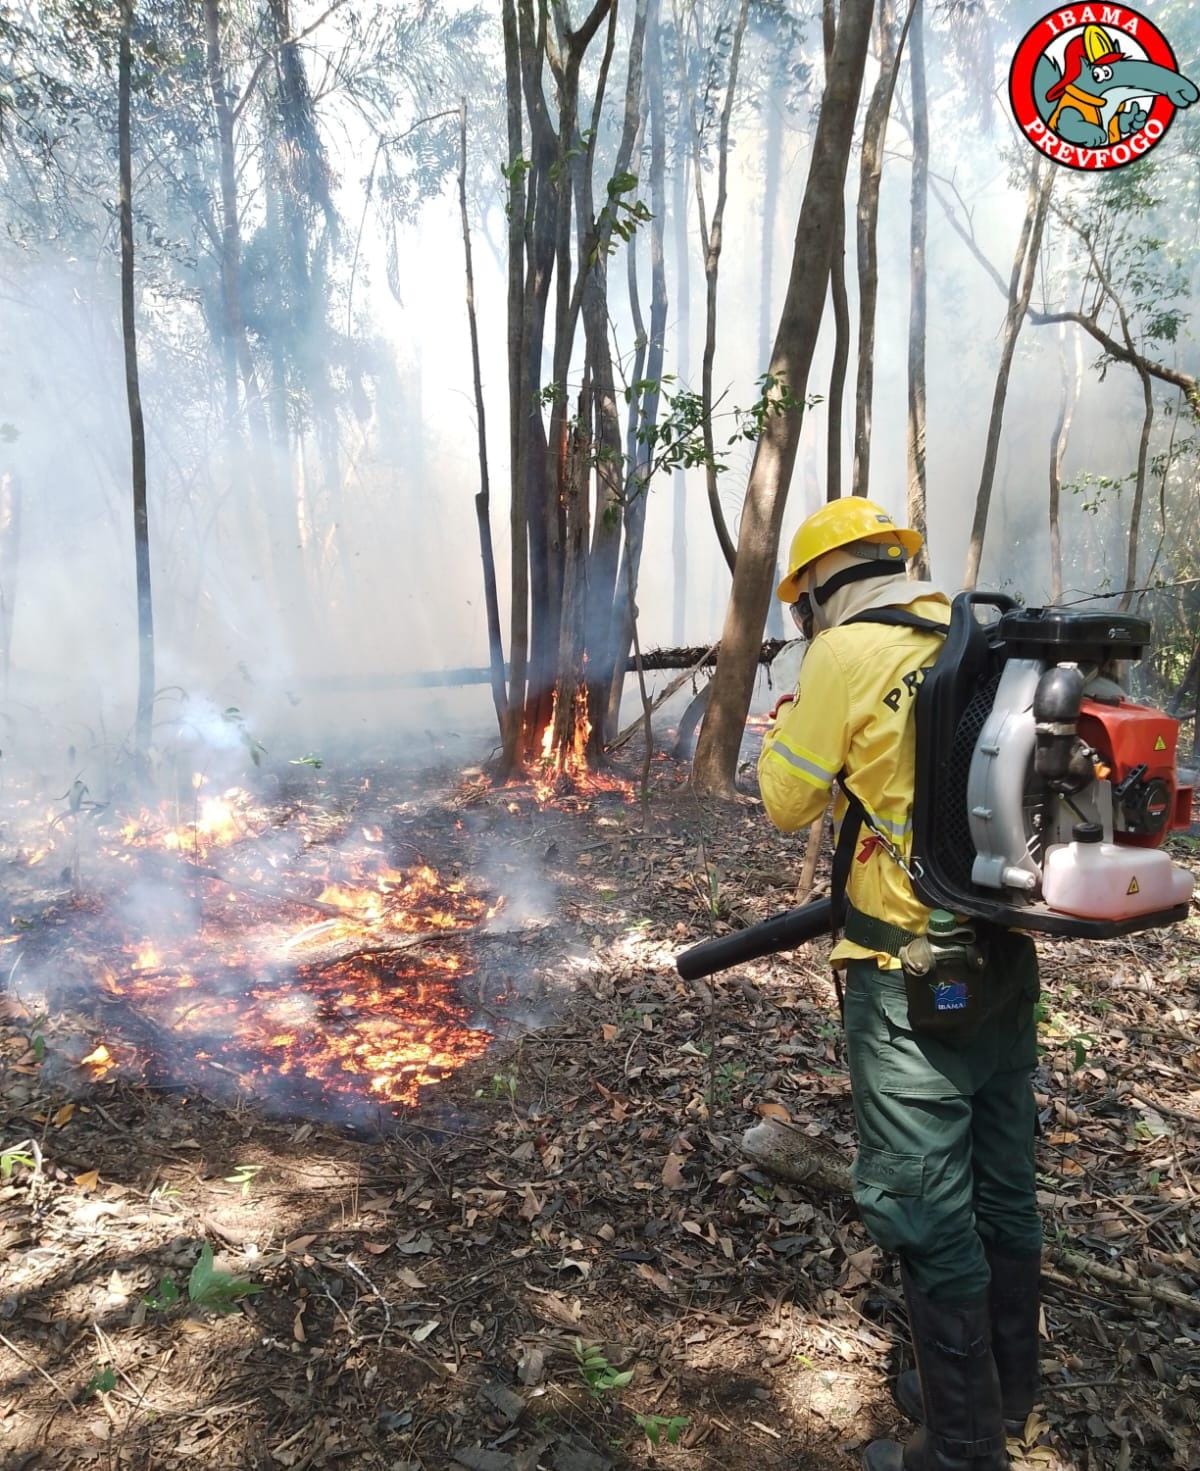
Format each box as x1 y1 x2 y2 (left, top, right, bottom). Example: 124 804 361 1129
677 592 1194 982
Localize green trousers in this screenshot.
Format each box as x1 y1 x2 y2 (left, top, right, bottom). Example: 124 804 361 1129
843 932 1043 1302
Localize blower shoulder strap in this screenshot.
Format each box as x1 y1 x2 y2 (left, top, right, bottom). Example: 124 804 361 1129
843 608 948 635
828 608 949 931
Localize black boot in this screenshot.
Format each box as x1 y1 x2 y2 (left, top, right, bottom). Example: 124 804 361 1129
894 1250 1040 1437
863 1268 1009 1470
985 1249 1040 1432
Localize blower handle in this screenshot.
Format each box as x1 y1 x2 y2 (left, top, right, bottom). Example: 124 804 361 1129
675 896 835 981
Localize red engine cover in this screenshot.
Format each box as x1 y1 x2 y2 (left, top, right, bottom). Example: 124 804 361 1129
1078 697 1193 846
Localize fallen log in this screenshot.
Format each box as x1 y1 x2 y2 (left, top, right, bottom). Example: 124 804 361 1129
278 640 792 693
739 1117 854 1195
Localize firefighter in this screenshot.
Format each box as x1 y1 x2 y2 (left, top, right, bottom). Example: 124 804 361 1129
758 499 1042 1471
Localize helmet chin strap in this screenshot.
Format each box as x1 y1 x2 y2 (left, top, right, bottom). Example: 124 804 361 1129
810 556 908 630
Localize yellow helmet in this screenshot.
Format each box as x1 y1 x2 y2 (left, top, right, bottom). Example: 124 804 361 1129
776 498 923 603
1083 23 1121 65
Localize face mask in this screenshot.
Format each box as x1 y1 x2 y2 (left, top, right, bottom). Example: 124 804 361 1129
789 595 813 641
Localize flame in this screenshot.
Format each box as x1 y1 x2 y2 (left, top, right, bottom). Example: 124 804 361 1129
119 787 262 856
80 1043 116 1078
526 687 632 808
91 855 495 1113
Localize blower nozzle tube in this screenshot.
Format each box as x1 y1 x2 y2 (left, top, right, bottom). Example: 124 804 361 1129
674 896 835 981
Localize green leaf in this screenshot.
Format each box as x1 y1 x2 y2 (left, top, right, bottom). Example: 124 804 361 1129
86 1367 117 1397
607 170 638 196
145 1274 180 1310
187 1242 265 1314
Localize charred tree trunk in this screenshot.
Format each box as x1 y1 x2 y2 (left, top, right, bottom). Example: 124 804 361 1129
1048 325 1080 603
905 0 930 576
459 100 508 736
550 413 591 758
501 0 530 768
824 0 849 503
119 0 155 768
692 0 874 798
963 163 1052 589
852 0 909 497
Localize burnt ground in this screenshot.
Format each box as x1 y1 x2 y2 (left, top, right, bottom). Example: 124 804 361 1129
0 747 1197 1471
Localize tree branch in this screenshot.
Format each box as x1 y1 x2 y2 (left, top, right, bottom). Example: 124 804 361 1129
929 177 1199 412
232 0 350 122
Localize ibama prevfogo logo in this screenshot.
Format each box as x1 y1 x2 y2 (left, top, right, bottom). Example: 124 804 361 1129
1009 6 1198 170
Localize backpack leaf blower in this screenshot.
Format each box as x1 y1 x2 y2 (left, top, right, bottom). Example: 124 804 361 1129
677 593 1194 982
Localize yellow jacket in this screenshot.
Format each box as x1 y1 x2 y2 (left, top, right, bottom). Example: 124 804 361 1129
758 593 951 969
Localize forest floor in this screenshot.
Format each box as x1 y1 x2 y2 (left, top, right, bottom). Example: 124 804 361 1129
0 742 1197 1471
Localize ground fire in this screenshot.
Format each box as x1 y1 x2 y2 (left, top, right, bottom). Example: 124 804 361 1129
7 775 513 1119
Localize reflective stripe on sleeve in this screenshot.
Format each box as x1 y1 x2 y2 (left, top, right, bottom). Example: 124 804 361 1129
762 737 838 791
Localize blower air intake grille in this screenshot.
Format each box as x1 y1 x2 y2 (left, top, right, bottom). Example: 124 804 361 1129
932 672 1002 891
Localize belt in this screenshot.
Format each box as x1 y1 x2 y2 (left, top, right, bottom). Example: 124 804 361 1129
843 905 922 959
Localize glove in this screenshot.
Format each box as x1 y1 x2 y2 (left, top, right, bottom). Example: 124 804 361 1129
768 693 795 721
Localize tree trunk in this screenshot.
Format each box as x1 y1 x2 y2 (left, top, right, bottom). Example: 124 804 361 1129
501 0 529 768
758 96 787 638
691 0 874 798
0 471 20 700
672 135 691 645
1119 365 1154 612
608 1 667 734
685 0 749 574
962 163 1053 589
119 0 155 769
824 0 849 503
852 0 909 497
757 100 783 374
1048 324 1080 603
459 99 508 737
905 0 930 576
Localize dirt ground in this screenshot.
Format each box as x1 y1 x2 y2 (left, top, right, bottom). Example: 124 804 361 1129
1 749 1197 1471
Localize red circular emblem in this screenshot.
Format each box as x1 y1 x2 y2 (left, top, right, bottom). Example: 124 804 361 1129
1008 6 1192 171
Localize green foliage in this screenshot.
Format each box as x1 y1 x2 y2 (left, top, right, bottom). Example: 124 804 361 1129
86 1366 117 1398
634 1412 690 1447
224 1162 263 1198
288 753 324 769
143 1274 180 1312
486 1070 518 1103
221 708 266 768
591 170 653 259
187 1242 264 1314
0 1148 36 1180
574 1339 633 1397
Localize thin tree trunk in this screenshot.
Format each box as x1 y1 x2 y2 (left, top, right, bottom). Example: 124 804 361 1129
852 0 910 497
905 0 930 575
1048 324 1080 603
501 0 530 768
758 100 783 373
962 163 1053 589
672 137 690 645
0 471 20 701
119 0 155 768
459 99 508 737
824 0 849 503
608 1 667 733
1119 366 1154 612
692 0 874 798
758 96 787 638
684 0 749 573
